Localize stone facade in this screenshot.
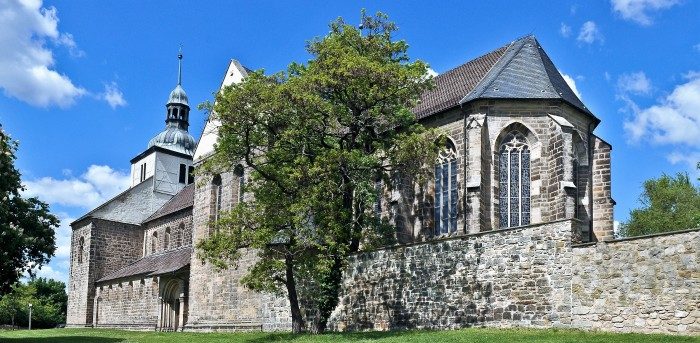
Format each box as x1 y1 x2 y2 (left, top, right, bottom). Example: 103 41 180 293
571 229 700 334
67 218 144 327
186 171 292 332
67 35 699 336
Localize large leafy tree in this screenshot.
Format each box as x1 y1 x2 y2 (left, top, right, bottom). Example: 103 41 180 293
197 12 440 333
619 172 700 237
0 125 59 294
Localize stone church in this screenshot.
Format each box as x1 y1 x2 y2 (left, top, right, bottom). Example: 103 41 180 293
67 36 699 334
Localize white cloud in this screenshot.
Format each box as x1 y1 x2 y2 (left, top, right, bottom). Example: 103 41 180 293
577 21 604 45
101 82 127 109
560 71 582 99
560 23 572 38
623 72 700 146
24 212 74 284
31 265 67 284
613 220 621 237
618 71 652 95
604 71 612 81
23 165 130 209
611 0 680 25
0 0 86 107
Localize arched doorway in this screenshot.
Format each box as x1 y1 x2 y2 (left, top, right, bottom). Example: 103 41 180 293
159 279 181 331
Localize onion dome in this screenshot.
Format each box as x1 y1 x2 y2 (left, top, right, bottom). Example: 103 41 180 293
148 127 196 156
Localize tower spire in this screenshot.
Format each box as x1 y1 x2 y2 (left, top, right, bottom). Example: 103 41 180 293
177 46 183 86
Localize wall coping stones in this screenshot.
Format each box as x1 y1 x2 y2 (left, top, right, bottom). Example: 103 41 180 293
354 218 575 255
572 227 700 248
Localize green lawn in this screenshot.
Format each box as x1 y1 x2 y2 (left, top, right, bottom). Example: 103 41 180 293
0 328 698 343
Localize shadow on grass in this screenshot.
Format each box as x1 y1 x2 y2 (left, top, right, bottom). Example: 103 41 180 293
244 330 419 343
0 337 123 343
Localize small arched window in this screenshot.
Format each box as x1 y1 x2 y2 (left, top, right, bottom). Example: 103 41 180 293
498 132 530 228
177 223 185 247
164 228 171 251
434 140 458 235
151 232 158 254
212 174 223 222
78 237 85 264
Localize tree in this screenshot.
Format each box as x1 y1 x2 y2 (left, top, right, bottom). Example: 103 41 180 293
0 278 67 329
197 12 440 333
619 172 700 237
0 124 59 295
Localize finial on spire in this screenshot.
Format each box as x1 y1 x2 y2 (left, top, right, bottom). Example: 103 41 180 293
177 45 183 86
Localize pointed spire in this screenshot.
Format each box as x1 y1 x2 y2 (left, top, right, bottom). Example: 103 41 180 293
177 45 183 86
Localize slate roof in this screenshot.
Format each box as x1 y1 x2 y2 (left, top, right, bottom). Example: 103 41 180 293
414 35 596 122
414 45 507 119
96 247 192 283
72 176 155 225
143 183 195 224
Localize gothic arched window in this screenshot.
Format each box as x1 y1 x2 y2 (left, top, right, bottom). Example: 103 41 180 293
499 132 530 228
434 140 458 235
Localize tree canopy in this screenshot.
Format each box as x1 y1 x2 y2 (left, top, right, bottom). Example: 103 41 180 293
0 125 59 295
197 12 441 333
0 278 67 329
619 172 700 237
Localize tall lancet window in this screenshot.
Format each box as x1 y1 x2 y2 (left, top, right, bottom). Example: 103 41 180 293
499 132 530 228
434 140 458 235
212 174 223 222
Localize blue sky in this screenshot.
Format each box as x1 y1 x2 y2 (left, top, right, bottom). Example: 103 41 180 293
1 0 699 284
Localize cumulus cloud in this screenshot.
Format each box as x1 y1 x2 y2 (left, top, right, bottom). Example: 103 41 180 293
611 0 680 25
618 72 652 95
577 21 604 45
23 165 131 209
100 82 127 109
623 72 700 146
0 0 86 107
560 23 572 38
560 71 582 99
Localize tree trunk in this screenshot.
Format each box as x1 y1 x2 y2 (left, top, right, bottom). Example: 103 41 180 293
285 252 305 334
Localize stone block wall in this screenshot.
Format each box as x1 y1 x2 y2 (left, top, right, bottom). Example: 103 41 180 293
187 170 291 332
571 229 700 334
144 210 193 256
591 136 614 241
328 220 574 331
67 221 93 327
93 276 160 330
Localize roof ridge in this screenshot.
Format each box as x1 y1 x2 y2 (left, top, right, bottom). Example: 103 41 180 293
461 38 525 103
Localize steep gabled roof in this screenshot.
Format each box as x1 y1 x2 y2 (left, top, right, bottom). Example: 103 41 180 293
96 247 191 283
143 183 195 224
414 35 596 122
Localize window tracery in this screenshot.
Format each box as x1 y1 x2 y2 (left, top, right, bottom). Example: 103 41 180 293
499 132 530 228
434 140 458 235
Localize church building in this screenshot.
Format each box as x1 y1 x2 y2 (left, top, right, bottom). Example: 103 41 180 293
65 35 697 334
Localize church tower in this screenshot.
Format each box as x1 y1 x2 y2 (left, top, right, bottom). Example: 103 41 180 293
130 50 196 195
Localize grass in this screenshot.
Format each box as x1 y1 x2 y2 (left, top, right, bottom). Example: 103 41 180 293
0 328 698 343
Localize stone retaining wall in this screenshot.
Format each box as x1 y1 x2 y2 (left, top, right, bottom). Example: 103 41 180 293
571 229 700 334
328 220 574 331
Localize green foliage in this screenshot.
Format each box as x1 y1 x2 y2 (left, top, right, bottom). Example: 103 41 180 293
620 172 700 237
197 11 441 332
0 125 59 295
0 327 697 343
0 278 67 328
